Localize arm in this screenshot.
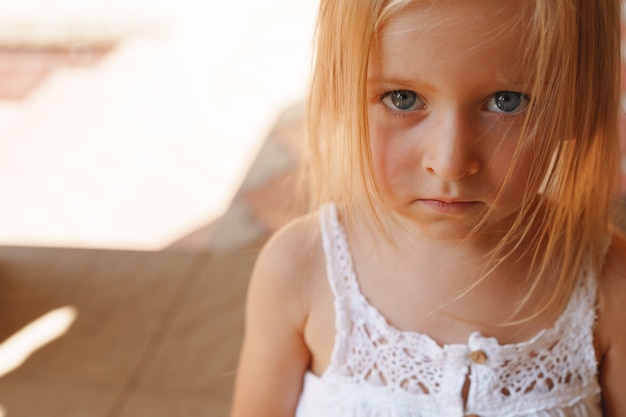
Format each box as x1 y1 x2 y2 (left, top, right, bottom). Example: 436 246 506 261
599 338 626 416
596 234 626 416
231 219 316 417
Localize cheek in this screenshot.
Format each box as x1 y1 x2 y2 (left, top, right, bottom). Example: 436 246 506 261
369 128 389 177
496 145 537 201
369 126 409 184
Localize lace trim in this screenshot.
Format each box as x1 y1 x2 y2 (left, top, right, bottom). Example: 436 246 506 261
318 203 601 411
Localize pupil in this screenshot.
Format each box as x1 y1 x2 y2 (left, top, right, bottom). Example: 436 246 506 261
496 92 521 112
392 91 416 110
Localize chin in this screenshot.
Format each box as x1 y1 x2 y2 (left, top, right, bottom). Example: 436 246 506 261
387 213 479 242
417 223 480 242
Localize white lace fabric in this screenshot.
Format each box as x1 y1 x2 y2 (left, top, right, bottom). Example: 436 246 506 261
295 203 603 417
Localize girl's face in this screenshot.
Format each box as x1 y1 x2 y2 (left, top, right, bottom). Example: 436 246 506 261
367 0 536 242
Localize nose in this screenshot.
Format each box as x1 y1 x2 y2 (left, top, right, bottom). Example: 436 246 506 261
422 111 480 181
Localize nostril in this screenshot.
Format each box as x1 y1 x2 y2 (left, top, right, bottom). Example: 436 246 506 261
424 162 479 180
466 162 480 176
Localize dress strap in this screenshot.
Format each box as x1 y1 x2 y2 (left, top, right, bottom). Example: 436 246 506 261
319 203 357 299
563 251 600 332
319 202 358 372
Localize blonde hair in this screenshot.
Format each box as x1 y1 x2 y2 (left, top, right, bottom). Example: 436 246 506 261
305 0 622 320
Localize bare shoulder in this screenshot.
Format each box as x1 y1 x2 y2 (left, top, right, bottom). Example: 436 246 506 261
250 209 326 324
261 208 323 264
604 231 626 273
597 232 626 339
598 232 626 316
596 232 626 416
231 210 326 417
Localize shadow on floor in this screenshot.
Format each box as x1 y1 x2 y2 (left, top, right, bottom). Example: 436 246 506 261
0 246 258 417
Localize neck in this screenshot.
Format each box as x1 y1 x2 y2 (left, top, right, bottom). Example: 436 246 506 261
349 204 537 287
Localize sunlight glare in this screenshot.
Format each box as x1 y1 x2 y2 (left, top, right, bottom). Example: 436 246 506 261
0 306 78 377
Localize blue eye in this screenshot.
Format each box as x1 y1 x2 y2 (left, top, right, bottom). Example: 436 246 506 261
382 90 424 111
485 91 530 114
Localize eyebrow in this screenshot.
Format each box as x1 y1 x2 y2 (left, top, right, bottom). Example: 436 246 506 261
367 76 434 88
367 75 533 92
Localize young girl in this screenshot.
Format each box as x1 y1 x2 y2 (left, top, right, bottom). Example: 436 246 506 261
231 0 626 416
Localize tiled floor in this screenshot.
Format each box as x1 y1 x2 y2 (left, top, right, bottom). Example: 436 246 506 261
0 88 306 416
0 246 257 417
0 90 307 415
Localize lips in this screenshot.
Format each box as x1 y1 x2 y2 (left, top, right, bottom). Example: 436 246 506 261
418 199 482 214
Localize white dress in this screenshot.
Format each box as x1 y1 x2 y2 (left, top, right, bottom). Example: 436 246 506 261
295 203 603 417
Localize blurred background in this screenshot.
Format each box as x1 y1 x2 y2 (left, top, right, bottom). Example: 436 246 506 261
0 1 624 252
0 1 317 416
0 2 625 417
0 0 316 251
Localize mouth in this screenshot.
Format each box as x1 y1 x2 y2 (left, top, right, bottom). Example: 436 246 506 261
418 199 482 214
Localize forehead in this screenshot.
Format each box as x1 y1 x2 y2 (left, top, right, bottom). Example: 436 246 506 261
371 0 535 83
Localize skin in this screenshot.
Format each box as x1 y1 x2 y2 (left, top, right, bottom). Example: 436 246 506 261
366 0 537 245
596 235 626 416
231 1 626 415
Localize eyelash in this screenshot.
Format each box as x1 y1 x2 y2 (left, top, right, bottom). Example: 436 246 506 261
377 91 425 119
484 91 530 115
376 90 531 118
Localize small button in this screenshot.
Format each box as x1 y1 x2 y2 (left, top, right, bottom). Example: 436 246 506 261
470 350 488 364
